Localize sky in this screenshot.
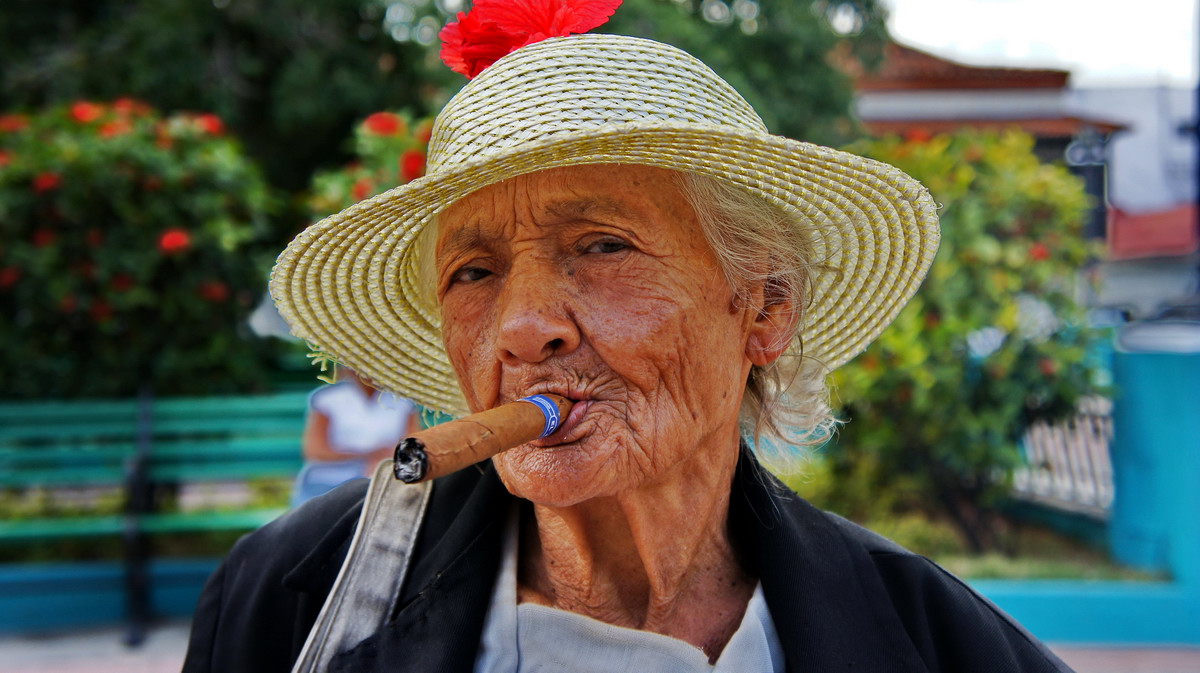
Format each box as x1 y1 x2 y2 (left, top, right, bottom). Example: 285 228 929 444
882 0 1198 87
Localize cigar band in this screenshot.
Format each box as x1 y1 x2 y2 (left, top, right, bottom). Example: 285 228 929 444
520 395 562 438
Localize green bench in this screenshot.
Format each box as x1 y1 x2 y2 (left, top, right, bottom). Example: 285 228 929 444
0 391 308 642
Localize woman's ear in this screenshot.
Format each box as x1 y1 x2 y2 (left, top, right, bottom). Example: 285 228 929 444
745 278 799 367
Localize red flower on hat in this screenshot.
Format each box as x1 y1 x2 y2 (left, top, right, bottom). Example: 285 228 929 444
158 228 192 254
364 112 405 136
440 0 622 79
195 113 225 135
0 114 28 133
33 172 61 193
1030 242 1050 261
71 101 104 124
401 149 425 182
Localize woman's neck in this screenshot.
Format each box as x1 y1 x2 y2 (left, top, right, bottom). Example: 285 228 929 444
516 440 755 662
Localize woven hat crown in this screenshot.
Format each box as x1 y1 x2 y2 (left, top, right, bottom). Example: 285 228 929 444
270 31 939 418
428 34 768 173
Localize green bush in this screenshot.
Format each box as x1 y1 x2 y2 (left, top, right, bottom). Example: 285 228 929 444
827 130 1109 552
0 100 276 398
307 110 432 220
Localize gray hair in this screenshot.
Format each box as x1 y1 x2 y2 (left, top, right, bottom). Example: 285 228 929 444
677 172 835 472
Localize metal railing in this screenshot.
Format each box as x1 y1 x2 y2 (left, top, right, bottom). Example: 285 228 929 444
1012 396 1114 519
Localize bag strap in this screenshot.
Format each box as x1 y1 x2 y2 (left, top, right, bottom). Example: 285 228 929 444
291 460 433 673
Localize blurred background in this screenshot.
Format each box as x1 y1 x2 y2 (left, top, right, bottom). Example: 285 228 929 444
1 0 1197 671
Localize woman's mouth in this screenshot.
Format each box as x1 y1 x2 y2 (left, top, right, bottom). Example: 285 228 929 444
530 398 594 447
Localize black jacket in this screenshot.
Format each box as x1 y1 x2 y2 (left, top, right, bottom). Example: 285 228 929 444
182 452 1073 672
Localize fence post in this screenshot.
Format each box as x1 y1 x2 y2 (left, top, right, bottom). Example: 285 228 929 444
1110 323 1200 588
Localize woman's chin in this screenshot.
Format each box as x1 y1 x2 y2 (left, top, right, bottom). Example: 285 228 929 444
493 439 634 507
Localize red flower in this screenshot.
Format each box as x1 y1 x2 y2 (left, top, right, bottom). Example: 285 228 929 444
195 113 225 135
415 119 434 144
110 273 135 292
352 178 374 202
143 175 163 191
99 119 133 138
33 172 61 193
90 300 114 323
74 261 97 280
0 266 20 289
158 228 192 254
904 128 933 144
198 280 230 302
0 150 11 167
86 228 104 247
1030 242 1050 261
59 293 78 313
364 112 405 136
112 98 151 116
440 0 622 79
0 114 28 133
71 101 104 124
32 228 57 248
156 123 174 150
401 149 426 182
1038 358 1059 377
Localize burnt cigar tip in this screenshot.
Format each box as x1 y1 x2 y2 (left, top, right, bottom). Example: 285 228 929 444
393 437 428 483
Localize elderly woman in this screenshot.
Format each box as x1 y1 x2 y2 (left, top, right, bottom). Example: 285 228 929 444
183 4 1072 673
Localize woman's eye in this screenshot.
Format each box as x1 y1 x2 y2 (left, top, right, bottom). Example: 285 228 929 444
452 266 492 283
585 239 628 254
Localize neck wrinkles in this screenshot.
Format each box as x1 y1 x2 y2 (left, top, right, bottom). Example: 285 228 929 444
516 430 755 659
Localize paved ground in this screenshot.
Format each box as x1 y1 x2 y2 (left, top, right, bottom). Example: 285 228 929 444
2 622 1199 672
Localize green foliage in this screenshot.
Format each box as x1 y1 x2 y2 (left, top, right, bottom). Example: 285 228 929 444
307 111 433 219
606 0 887 144
0 101 276 398
1 0 884 195
0 0 437 191
827 130 1108 551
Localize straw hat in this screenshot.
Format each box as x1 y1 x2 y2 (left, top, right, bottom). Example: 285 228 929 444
270 33 940 417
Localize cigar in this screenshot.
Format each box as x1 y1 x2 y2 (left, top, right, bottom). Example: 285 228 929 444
393 394 573 483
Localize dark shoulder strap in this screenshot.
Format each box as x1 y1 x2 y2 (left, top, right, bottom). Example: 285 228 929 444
290 460 432 673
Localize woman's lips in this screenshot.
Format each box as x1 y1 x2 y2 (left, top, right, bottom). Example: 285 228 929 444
530 398 593 447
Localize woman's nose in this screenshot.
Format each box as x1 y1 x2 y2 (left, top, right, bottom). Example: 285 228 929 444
495 261 581 364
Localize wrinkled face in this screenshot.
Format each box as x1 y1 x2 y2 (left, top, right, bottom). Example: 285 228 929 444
436 165 758 506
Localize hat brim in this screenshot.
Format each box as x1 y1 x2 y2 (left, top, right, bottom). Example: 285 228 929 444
270 120 939 417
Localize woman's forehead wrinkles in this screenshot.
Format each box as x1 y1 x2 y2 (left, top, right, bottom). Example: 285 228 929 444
544 197 628 222
437 221 493 258
443 194 645 249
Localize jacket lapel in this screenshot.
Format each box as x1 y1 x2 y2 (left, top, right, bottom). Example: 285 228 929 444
326 465 511 673
301 452 930 673
732 451 928 672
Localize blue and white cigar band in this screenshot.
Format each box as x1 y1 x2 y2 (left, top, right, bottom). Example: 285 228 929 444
520 394 563 438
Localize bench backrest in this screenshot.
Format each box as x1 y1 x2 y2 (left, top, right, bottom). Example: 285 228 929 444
0 392 309 488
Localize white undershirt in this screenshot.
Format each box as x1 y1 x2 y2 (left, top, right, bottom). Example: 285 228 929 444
474 509 786 673
309 381 413 455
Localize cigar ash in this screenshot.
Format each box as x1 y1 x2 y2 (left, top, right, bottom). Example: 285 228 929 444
393 437 428 483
